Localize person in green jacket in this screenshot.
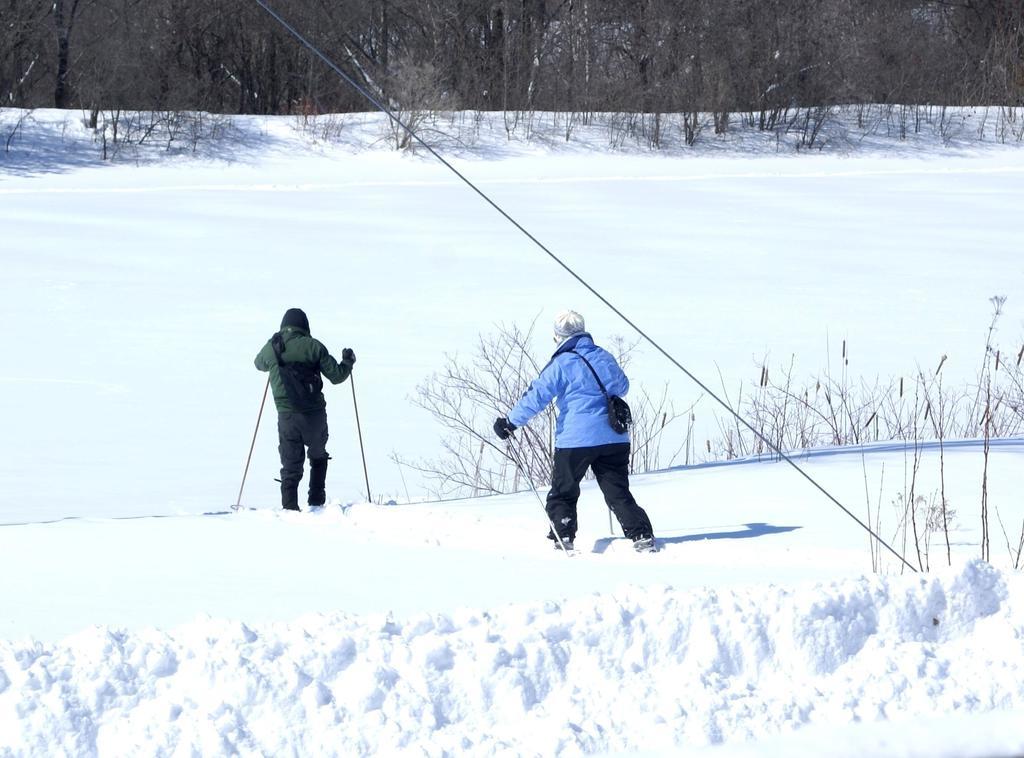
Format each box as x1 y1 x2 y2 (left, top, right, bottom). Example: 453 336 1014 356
254 308 355 510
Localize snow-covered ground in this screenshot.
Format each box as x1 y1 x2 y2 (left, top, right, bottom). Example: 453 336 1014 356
2 442 1023 756
3 109 1024 517
2 441 1024 756
2 109 1023 756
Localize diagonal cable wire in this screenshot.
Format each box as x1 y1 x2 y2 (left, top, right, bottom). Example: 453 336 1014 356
252 0 917 573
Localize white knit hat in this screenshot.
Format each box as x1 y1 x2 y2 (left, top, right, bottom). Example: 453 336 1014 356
553 309 586 340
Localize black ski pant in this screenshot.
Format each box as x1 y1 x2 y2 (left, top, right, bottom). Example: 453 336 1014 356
277 409 329 510
546 443 653 542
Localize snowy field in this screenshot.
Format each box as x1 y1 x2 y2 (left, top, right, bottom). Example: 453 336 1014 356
2 109 1024 517
2 109 1024 756
1 443 1023 756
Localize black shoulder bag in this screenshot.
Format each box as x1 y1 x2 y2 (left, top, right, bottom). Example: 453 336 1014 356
568 350 632 434
270 332 324 412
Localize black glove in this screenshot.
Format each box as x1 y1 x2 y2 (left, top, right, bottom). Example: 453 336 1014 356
341 348 356 365
493 417 516 440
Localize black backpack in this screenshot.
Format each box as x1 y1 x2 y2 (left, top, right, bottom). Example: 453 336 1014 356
569 350 633 434
270 332 323 412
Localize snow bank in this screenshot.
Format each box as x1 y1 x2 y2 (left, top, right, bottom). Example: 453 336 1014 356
2 561 1021 757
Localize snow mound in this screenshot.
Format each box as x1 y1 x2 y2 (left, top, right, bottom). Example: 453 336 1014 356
1 561 1021 756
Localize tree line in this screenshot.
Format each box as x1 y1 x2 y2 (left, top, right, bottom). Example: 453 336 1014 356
3 1 1022 120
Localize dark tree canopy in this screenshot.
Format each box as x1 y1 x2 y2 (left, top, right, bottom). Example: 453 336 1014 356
2 1 1022 115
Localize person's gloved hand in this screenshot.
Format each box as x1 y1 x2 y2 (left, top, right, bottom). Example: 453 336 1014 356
342 348 356 365
493 417 516 440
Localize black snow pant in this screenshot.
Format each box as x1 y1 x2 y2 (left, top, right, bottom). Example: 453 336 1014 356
546 443 653 542
277 409 329 510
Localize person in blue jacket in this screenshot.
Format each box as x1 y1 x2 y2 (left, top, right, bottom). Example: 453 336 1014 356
493 310 656 553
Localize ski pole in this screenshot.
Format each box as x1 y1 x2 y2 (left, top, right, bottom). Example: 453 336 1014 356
506 437 573 556
233 375 270 510
350 372 372 503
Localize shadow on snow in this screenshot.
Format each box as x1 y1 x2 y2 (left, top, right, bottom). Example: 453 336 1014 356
592 522 802 553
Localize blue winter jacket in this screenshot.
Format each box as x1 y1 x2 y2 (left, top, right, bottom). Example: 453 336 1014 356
508 333 630 449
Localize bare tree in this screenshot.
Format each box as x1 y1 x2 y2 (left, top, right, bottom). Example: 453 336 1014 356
396 320 555 497
1 0 49 105
381 56 449 150
398 320 687 498
4 0 1023 120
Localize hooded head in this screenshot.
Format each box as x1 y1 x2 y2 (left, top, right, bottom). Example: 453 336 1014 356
281 308 310 333
553 309 586 343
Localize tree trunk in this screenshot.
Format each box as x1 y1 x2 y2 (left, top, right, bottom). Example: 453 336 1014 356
53 0 72 108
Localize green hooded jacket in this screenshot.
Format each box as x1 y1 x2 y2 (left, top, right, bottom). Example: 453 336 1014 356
254 325 352 412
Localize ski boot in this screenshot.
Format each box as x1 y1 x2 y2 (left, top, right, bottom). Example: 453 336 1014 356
633 537 657 553
308 456 329 508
